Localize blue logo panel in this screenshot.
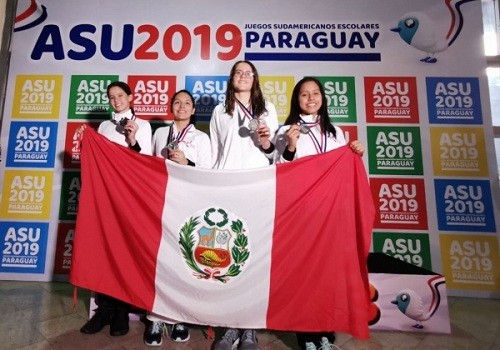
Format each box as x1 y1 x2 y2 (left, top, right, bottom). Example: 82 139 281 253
6 121 59 167
185 76 228 122
0 221 49 273
434 179 496 232
427 77 482 125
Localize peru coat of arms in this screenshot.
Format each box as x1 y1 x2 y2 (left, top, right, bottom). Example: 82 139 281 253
179 207 250 283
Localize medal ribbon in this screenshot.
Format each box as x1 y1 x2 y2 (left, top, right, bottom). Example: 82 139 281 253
166 123 193 159
167 123 193 147
300 117 327 153
236 99 255 121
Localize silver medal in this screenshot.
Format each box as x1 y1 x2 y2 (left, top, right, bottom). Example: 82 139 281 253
167 141 179 150
299 125 310 134
248 118 260 132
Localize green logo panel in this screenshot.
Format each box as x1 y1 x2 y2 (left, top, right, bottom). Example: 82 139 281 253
367 126 423 175
316 76 357 123
373 232 432 270
67 75 118 119
58 171 81 221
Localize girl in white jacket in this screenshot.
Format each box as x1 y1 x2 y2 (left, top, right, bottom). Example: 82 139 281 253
273 76 365 350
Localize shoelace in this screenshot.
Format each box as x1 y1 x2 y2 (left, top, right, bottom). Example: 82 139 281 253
305 342 317 350
305 337 339 350
148 321 163 335
241 330 256 343
174 324 186 332
318 337 339 350
222 329 240 342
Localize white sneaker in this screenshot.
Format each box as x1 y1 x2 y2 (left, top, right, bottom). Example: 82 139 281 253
305 342 317 350
318 337 334 350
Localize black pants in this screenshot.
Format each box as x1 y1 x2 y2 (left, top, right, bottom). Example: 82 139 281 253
95 293 131 313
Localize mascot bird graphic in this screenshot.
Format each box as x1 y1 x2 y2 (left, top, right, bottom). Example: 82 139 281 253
14 0 48 32
391 275 446 329
390 0 477 63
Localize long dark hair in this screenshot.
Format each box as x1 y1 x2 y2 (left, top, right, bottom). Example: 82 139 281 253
224 60 267 117
284 77 336 137
171 89 197 125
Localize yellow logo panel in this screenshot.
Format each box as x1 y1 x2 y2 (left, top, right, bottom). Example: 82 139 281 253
440 234 499 292
430 127 488 177
12 75 63 119
261 76 294 124
0 170 54 219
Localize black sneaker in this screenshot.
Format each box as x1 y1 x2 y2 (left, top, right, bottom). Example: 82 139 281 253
213 328 240 350
144 320 164 346
170 323 190 342
80 307 113 334
109 309 129 336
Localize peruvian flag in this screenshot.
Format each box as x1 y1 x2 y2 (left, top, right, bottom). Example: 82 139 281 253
70 128 375 339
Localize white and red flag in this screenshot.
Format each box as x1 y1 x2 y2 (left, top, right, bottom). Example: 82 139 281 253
70 128 375 339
